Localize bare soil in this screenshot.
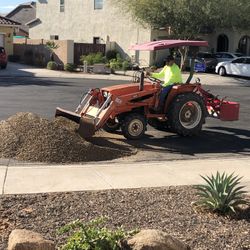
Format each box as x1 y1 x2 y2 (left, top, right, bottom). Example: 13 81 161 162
0 186 249 250
0 113 135 163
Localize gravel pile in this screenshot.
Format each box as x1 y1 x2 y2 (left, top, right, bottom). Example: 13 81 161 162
0 187 249 250
0 113 132 163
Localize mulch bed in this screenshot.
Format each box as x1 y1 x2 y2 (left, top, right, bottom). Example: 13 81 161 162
0 186 249 249
0 113 135 163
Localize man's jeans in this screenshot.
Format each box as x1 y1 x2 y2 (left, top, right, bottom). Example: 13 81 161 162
159 85 173 107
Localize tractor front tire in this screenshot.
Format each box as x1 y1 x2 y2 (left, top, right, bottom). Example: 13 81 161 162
168 93 206 136
103 119 120 133
121 113 146 140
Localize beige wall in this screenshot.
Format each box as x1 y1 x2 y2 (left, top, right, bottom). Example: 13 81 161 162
0 26 15 55
200 29 250 54
14 38 74 65
29 0 152 65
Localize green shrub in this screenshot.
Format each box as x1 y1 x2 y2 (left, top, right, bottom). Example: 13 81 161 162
80 52 105 65
59 217 137 250
195 172 247 214
106 50 119 61
64 63 76 72
122 60 131 72
109 57 124 71
47 61 58 70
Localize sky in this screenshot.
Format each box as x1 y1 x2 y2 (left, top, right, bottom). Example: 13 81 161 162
0 0 34 14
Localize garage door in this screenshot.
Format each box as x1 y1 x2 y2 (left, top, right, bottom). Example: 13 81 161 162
0 34 4 47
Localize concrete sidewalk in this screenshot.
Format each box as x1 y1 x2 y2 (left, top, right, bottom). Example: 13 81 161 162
1 157 250 195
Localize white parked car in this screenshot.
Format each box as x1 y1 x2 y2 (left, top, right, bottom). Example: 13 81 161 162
214 52 244 63
215 57 250 77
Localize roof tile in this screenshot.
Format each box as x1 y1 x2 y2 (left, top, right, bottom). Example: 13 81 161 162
0 15 20 26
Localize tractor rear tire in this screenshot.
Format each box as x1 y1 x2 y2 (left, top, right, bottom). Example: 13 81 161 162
168 93 206 136
121 113 146 140
103 119 120 133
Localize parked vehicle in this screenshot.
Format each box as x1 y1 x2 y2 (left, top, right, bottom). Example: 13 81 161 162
175 53 206 72
0 47 7 69
215 57 250 77
196 52 218 72
214 52 244 63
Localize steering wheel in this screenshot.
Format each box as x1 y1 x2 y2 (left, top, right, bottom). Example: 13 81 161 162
146 76 162 85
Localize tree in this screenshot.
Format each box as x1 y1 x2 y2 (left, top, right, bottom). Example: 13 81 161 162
45 41 60 61
115 0 250 37
114 0 250 68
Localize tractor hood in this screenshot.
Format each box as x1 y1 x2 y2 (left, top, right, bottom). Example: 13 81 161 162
102 82 157 96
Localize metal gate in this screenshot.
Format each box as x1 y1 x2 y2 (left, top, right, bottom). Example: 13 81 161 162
74 43 106 65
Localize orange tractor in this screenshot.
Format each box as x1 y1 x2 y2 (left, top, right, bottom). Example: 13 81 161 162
56 40 240 140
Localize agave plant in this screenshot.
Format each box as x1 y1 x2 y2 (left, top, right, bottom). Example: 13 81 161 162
195 172 247 213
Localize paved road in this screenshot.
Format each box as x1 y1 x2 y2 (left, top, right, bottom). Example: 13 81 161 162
0 74 249 162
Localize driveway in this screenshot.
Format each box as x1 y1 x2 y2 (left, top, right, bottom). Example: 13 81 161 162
0 62 36 77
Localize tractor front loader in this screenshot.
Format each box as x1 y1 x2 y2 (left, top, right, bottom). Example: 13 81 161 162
56 40 240 140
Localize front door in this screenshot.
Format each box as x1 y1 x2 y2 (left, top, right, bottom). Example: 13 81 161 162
230 58 245 76
0 34 4 47
243 58 250 77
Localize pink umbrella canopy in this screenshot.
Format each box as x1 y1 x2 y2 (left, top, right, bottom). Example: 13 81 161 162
130 40 209 51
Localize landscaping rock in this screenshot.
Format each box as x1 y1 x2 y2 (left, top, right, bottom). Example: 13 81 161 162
0 113 133 163
127 229 190 250
8 229 55 250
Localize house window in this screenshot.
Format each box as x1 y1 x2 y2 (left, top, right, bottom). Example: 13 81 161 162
94 0 103 10
93 37 101 44
60 0 65 12
50 35 59 40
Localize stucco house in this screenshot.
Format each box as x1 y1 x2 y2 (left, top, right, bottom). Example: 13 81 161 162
28 0 250 66
0 16 20 55
6 1 36 38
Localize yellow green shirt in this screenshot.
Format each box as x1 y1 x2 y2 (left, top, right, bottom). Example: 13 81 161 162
151 63 183 87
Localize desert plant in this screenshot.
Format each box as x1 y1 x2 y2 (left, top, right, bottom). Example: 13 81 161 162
45 41 60 61
109 55 124 71
47 61 58 70
195 172 247 214
64 63 76 72
122 60 131 72
80 52 105 65
59 217 137 250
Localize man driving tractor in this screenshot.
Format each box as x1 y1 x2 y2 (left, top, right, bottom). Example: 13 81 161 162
148 55 183 111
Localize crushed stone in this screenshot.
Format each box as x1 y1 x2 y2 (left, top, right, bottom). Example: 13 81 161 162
0 113 132 163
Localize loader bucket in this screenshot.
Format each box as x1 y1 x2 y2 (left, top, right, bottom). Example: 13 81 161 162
78 116 96 138
55 107 81 124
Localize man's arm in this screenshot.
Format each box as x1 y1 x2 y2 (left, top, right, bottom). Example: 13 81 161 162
151 66 166 79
